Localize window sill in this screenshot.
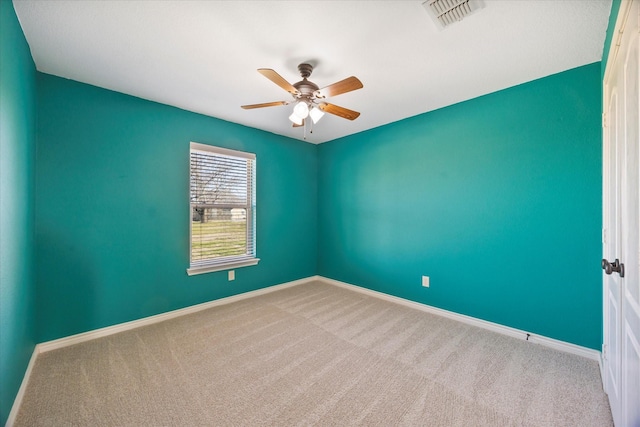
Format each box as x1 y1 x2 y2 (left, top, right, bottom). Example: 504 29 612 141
187 258 260 276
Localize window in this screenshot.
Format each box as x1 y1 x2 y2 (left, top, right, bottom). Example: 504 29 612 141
187 142 258 275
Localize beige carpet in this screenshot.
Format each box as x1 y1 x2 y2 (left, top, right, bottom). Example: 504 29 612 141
14 281 612 426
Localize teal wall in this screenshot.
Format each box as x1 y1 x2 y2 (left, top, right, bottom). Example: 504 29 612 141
0 0 37 424
35 74 317 342
317 63 603 349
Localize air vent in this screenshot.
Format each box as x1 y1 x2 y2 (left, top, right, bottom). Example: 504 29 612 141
422 0 483 29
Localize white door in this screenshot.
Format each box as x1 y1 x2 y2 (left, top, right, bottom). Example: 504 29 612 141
603 1 640 426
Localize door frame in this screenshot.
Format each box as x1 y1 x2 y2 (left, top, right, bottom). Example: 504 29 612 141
602 1 638 426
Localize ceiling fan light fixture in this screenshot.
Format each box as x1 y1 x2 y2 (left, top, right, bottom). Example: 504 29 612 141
289 112 303 125
309 106 325 124
293 101 309 119
242 63 363 134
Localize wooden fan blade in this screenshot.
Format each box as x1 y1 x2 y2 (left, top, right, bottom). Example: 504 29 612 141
318 102 360 120
292 119 305 128
315 76 363 99
241 101 289 109
257 69 299 95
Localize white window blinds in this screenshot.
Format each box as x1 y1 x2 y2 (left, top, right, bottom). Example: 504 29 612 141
188 142 257 274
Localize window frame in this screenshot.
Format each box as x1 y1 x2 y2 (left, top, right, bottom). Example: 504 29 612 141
187 142 259 276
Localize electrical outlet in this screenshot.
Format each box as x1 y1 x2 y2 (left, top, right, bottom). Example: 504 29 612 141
422 276 430 287
228 270 235 281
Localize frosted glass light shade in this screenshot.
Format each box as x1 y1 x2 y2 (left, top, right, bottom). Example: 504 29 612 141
309 107 325 124
293 101 309 119
289 112 303 125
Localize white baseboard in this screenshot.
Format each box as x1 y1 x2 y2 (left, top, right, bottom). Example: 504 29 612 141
8 274 602 425
25 275 604 362
5 345 39 427
317 276 601 362
38 276 316 353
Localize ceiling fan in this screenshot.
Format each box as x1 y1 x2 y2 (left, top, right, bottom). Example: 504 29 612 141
241 63 363 129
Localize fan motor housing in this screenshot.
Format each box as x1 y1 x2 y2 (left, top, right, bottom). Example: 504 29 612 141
293 79 319 97
293 64 319 97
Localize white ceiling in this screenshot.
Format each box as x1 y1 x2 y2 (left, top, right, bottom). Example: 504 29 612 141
13 0 611 144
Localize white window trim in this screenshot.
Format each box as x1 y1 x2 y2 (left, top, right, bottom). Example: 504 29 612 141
187 257 260 276
187 142 258 276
